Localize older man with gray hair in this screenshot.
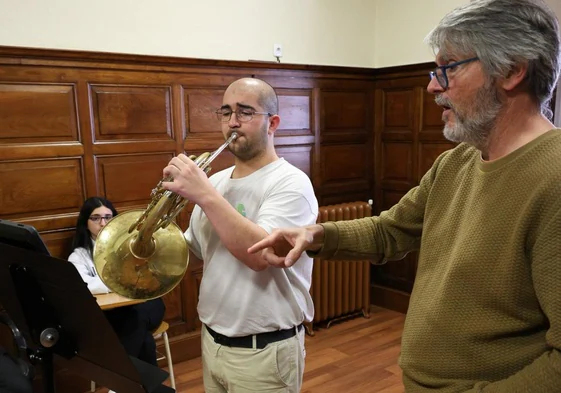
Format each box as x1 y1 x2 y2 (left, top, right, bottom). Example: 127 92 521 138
250 1 561 391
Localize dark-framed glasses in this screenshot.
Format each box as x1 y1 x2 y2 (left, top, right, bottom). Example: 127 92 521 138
89 214 113 223
215 107 272 123
429 57 479 90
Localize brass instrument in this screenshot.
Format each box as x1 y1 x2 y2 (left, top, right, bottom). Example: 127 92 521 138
93 132 238 300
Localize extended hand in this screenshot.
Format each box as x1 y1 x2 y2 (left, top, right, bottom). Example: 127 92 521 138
248 225 324 268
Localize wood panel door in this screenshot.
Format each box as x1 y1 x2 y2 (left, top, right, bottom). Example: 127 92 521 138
371 69 455 312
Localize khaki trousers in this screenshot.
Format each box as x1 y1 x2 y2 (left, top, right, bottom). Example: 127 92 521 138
201 325 306 392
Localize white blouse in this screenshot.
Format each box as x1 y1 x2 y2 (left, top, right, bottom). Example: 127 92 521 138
68 244 111 295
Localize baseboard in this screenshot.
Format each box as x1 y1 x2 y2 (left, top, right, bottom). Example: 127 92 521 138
370 284 410 314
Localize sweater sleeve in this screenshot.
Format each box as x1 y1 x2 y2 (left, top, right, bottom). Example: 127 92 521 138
466 207 561 393
68 248 111 295
312 149 449 263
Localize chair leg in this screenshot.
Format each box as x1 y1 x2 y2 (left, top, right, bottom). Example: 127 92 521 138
163 331 175 389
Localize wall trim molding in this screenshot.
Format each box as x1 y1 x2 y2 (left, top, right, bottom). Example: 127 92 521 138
0 45 377 78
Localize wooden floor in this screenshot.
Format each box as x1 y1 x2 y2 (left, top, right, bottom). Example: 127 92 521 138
102 306 405 392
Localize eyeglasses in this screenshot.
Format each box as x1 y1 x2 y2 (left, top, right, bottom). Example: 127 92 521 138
89 214 113 223
429 57 479 90
215 107 272 123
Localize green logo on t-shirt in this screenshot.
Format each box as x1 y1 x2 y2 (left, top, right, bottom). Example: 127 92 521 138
236 203 246 217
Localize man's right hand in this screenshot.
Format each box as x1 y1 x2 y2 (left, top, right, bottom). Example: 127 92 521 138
247 224 325 268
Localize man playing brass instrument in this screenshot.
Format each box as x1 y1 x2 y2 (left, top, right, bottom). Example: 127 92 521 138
162 77 318 393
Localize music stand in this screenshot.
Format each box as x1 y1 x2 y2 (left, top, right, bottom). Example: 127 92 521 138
0 220 174 393
0 219 50 256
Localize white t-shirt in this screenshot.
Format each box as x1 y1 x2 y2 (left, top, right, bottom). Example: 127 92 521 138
68 242 111 295
185 158 318 337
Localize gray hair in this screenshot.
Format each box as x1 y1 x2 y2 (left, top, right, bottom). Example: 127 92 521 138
426 0 560 119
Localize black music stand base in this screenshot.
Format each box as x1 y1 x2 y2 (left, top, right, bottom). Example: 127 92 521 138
0 242 174 393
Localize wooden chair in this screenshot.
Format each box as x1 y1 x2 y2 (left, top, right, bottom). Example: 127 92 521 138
90 321 175 391
152 321 175 390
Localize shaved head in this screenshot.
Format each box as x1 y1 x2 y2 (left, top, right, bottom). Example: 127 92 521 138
226 77 278 114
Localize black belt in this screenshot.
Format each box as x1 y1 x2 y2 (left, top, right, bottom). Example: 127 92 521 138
205 324 303 349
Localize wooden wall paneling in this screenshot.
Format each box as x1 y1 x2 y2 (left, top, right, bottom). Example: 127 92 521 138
95 153 174 207
0 157 84 226
373 88 384 214
41 230 75 260
0 76 86 259
90 84 174 141
277 145 313 177
0 83 79 143
171 83 189 230
0 47 385 388
182 258 204 333
372 84 419 303
311 87 322 190
275 88 314 177
381 142 414 190
376 189 418 294
371 69 453 312
322 90 369 144
318 89 374 204
275 88 313 137
0 142 84 162
184 87 226 145
88 80 177 205
421 89 444 133
172 83 186 151
377 85 417 201
321 144 369 186
78 80 98 199
88 80 195 362
274 88 315 154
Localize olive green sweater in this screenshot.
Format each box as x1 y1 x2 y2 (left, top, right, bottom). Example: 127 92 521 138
317 130 561 392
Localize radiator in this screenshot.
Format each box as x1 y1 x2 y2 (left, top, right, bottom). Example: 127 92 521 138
306 201 372 336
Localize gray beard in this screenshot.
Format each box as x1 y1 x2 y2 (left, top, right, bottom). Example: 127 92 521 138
438 83 503 151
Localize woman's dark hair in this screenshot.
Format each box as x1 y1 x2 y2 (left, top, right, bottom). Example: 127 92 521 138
70 197 118 258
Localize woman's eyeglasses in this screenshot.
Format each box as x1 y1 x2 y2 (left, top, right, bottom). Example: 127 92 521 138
89 215 113 223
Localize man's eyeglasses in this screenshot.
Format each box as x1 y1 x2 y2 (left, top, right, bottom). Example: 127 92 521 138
89 215 113 223
215 107 272 123
429 57 479 90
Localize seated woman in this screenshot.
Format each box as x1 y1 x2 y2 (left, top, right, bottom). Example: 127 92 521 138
68 197 166 366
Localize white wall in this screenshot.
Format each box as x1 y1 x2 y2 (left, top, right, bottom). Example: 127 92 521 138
373 0 468 68
374 0 561 68
0 0 559 68
0 0 376 68
548 0 561 24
